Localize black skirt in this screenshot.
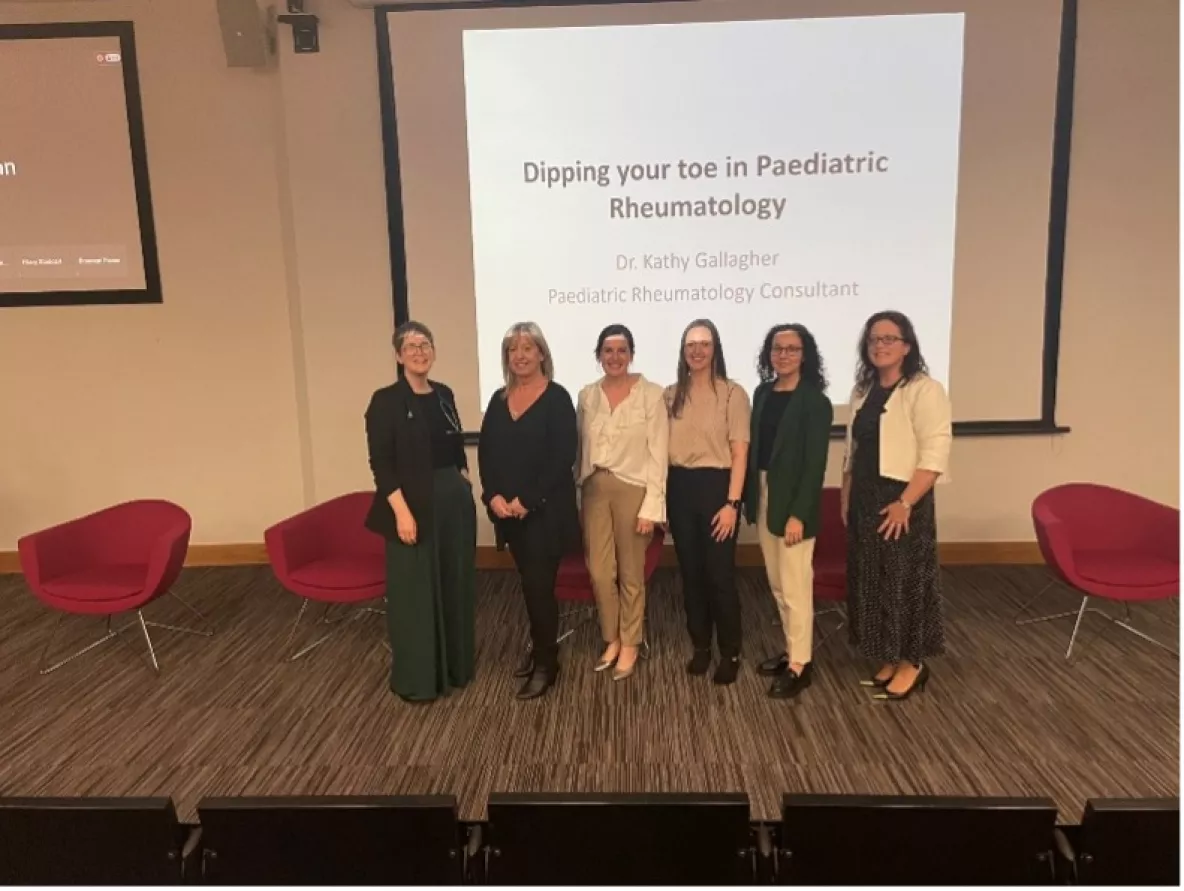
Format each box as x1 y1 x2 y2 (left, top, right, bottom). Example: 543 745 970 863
845 386 945 664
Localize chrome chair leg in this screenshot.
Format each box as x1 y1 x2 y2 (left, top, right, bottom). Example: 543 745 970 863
137 611 161 674
1017 581 1179 660
38 614 118 675
284 600 385 662
813 604 847 650
162 590 216 635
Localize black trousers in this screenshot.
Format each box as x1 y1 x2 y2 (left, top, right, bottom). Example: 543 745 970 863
667 466 741 658
503 514 560 670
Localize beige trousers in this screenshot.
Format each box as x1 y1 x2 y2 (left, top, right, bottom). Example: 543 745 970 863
757 472 815 664
582 470 648 647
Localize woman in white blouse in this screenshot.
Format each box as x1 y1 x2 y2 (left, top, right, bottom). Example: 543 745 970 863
576 324 669 681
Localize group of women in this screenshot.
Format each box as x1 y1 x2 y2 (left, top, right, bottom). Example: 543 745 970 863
364 310 952 704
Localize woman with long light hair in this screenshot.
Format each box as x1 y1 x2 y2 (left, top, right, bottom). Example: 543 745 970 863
478 322 580 700
665 318 751 685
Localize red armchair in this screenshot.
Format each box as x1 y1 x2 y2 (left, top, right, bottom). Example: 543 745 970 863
264 492 387 661
812 487 848 647
18 499 207 675
1017 483 1179 659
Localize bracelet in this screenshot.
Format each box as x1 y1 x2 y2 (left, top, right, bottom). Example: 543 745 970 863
899 498 913 510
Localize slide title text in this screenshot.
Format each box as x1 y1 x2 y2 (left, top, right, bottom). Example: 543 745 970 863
522 150 890 222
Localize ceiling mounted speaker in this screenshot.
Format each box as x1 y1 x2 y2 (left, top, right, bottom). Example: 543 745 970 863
217 0 274 68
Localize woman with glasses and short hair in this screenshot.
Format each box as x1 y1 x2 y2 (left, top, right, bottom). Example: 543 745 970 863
842 310 951 701
664 318 750 685
745 323 833 699
364 320 476 703
479 321 580 700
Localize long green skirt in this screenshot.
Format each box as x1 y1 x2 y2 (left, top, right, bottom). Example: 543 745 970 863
385 467 476 701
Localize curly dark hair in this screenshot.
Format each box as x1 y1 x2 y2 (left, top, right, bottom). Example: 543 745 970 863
854 310 928 395
757 323 828 391
670 318 727 418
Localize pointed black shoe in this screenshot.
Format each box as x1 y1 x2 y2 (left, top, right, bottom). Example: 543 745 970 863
758 652 789 676
686 649 711 675
873 664 930 701
768 662 813 699
517 664 558 700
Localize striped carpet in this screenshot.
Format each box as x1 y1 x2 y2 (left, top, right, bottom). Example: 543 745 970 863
0 564 1176 824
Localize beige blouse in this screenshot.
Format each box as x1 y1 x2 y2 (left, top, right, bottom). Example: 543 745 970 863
664 379 751 469
576 375 669 523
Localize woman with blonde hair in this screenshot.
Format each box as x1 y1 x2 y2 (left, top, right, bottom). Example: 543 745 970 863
479 322 579 700
576 324 668 682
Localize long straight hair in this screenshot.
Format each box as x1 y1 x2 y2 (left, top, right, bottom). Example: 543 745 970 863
670 318 727 418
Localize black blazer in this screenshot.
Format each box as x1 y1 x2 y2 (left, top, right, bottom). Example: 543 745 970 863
364 378 466 540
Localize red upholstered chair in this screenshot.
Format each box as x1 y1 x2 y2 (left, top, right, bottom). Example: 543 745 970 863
549 527 667 654
1017 483 1179 659
18 499 205 675
264 492 387 661
812 487 848 647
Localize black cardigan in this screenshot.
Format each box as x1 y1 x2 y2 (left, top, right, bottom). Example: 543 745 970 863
364 378 466 540
478 381 580 557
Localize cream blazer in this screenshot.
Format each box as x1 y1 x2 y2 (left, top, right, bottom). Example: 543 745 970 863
842 373 952 483
576 375 669 523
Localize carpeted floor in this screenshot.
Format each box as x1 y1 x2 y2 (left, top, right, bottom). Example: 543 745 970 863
0 564 1176 824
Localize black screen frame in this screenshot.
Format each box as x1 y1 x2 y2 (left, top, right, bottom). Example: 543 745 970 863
375 0 1076 440
0 20 162 309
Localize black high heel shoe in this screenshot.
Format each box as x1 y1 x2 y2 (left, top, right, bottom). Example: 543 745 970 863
873 664 929 701
858 665 897 688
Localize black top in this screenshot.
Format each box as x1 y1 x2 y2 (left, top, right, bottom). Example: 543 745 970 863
478 381 581 556
363 378 467 540
757 389 795 470
413 390 465 469
851 382 898 480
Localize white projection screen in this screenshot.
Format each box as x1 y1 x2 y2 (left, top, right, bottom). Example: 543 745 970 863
0 22 160 307
377 0 1073 434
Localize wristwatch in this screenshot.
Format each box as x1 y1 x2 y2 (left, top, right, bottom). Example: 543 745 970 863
726 499 742 510
899 498 913 510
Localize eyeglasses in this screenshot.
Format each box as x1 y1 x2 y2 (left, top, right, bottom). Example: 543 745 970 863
402 341 434 355
771 345 802 356
867 335 904 347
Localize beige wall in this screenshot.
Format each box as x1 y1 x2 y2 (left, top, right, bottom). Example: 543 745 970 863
0 0 1176 551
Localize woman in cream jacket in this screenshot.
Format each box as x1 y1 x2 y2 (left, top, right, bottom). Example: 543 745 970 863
842 310 952 701
576 324 668 682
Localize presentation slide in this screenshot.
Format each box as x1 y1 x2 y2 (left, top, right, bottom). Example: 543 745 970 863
0 33 149 297
462 14 964 405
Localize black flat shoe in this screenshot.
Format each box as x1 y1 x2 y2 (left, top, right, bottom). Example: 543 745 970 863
713 656 740 685
873 664 929 701
686 649 711 676
517 664 558 700
758 652 789 676
513 650 534 678
768 662 813 699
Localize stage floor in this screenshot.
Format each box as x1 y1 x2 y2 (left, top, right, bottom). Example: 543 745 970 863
0 564 1176 823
